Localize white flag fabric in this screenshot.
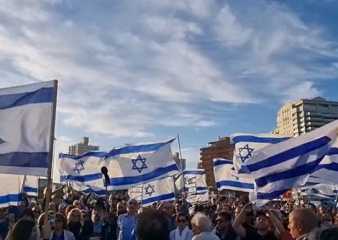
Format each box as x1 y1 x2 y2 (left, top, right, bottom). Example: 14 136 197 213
0 174 24 208
59 139 178 190
244 120 338 201
231 133 289 172
128 176 175 206
23 175 39 197
213 158 255 192
299 184 338 200
0 81 56 176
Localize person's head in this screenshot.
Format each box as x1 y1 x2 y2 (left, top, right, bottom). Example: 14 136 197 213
334 212 338 226
191 212 212 235
174 201 182 214
117 201 127 216
67 208 82 224
255 211 272 235
216 211 232 232
8 219 38 240
54 213 67 231
137 209 169 240
127 199 139 215
48 202 57 213
176 213 189 230
288 208 319 239
20 208 35 223
73 200 81 209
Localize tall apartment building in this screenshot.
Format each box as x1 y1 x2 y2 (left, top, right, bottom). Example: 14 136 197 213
69 137 99 156
200 137 234 187
275 97 338 136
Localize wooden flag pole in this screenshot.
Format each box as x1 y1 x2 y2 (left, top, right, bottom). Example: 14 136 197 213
44 80 58 223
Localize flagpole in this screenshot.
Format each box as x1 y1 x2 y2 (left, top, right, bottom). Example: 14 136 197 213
44 80 58 222
177 134 185 197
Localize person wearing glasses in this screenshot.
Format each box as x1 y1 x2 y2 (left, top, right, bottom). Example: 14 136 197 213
170 213 192 240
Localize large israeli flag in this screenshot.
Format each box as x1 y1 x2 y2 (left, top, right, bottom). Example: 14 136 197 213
59 139 179 190
0 81 56 176
213 158 255 192
128 176 175 206
23 175 39 197
244 120 338 201
231 133 289 172
0 174 24 208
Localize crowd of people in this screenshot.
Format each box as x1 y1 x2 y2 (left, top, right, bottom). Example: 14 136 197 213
1 187 338 240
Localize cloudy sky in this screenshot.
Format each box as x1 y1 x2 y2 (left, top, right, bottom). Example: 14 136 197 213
1 0 338 168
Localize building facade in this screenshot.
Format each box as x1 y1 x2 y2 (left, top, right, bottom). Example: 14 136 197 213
68 137 99 156
275 97 338 136
199 137 234 187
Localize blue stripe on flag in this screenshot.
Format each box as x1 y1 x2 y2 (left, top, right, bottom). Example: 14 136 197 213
213 159 233 167
23 186 38 193
232 135 289 144
0 152 49 168
255 156 324 187
246 136 331 172
110 164 178 186
142 193 175 205
0 87 54 110
59 152 108 160
0 193 23 204
216 180 255 190
183 170 205 175
256 189 287 200
317 162 338 171
60 173 102 182
107 139 175 157
328 148 338 155
83 188 106 196
184 186 207 192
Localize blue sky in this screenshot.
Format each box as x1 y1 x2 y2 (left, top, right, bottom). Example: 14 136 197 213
0 0 338 168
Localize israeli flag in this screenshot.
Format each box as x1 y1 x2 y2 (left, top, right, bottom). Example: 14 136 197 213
310 147 338 184
244 120 338 201
213 158 255 192
0 81 56 176
183 169 207 193
186 190 209 204
23 175 39 197
0 174 24 208
59 139 179 189
128 176 175 206
299 184 338 200
71 182 107 198
231 133 289 172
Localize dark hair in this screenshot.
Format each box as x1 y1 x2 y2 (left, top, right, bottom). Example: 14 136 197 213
8 219 35 240
55 212 67 228
217 211 232 222
176 213 188 222
137 209 169 240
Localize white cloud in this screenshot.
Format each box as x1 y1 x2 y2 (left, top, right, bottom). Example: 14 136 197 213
0 0 337 141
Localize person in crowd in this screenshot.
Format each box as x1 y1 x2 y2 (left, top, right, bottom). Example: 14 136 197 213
288 208 321 240
334 212 338 226
117 199 138 240
137 208 169 240
50 213 76 240
191 212 220 240
0 208 9 240
67 208 83 240
116 201 127 217
80 210 93 240
159 201 176 232
5 218 38 240
213 211 237 240
170 213 192 240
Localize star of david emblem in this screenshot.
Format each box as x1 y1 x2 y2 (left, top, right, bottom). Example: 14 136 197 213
0 138 5 145
144 184 155 197
73 159 85 174
131 154 147 173
238 144 254 163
